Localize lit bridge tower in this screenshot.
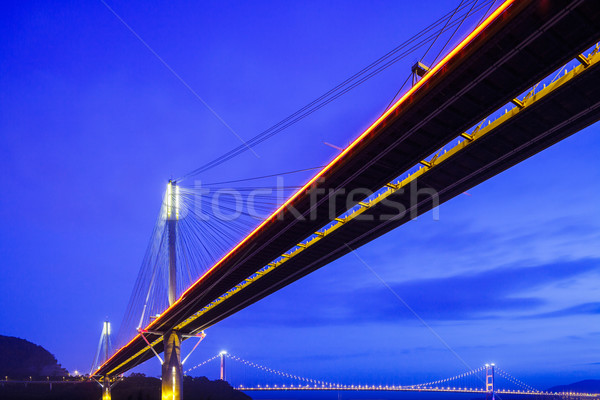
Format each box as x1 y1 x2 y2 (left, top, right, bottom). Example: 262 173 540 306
162 180 182 400
486 363 495 400
93 320 112 400
220 351 226 381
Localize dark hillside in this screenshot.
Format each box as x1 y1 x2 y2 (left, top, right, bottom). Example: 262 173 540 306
0 335 68 378
0 375 252 400
547 379 600 393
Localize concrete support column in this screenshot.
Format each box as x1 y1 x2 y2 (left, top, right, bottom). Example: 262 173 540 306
162 330 183 400
102 376 111 400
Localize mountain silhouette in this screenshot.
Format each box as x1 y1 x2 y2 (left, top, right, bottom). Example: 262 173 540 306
0 335 68 378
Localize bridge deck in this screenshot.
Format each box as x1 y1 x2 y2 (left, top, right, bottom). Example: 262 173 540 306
95 0 600 377
180 39 600 335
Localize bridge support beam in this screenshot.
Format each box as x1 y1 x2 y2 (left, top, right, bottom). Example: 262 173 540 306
162 330 183 400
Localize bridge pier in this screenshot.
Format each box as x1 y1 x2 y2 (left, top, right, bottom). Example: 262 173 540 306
102 376 111 400
162 330 183 400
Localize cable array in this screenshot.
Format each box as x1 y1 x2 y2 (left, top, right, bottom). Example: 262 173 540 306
224 354 335 387
180 0 497 179
114 173 307 350
496 367 540 393
184 354 221 374
90 324 112 376
184 354 546 394
412 366 485 388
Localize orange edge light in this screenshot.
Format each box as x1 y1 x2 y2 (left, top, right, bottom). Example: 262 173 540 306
94 0 514 376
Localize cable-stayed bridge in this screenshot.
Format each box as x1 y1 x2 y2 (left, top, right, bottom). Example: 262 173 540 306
91 1 600 399
183 352 599 398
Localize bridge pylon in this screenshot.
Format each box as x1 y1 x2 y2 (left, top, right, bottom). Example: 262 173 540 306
162 180 183 400
166 180 178 306
162 330 183 400
219 351 226 381
102 376 111 400
91 320 114 399
486 363 495 400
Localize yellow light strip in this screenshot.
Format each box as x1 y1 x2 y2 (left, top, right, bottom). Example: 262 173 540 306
106 336 164 376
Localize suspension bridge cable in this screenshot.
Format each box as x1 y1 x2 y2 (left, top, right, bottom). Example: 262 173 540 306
413 366 485 388
90 330 105 375
223 354 337 387
182 356 541 394
421 0 466 62
114 180 300 348
386 0 482 111
383 73 412 111
185 354 221 373
178 0 495 180
197 166 325 186
495 367 540 392
430 0 473 66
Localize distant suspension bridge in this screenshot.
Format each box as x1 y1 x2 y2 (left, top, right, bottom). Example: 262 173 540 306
185 352 600 398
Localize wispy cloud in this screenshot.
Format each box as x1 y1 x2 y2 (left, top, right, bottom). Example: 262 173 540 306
526 302 600 319
234 258 600 327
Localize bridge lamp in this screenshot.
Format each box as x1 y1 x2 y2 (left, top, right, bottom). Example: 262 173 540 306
219 350 227 355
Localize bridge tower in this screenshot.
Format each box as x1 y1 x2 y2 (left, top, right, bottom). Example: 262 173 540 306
162 180 183 400
485 363 495 400
167 180 178 306
99 321 112 400
219 351 226 381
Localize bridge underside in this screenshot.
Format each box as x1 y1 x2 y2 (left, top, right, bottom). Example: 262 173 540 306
184 39 600 333
95 0 600 377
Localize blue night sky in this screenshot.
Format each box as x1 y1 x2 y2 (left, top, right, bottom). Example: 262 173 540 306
1 0 599 391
